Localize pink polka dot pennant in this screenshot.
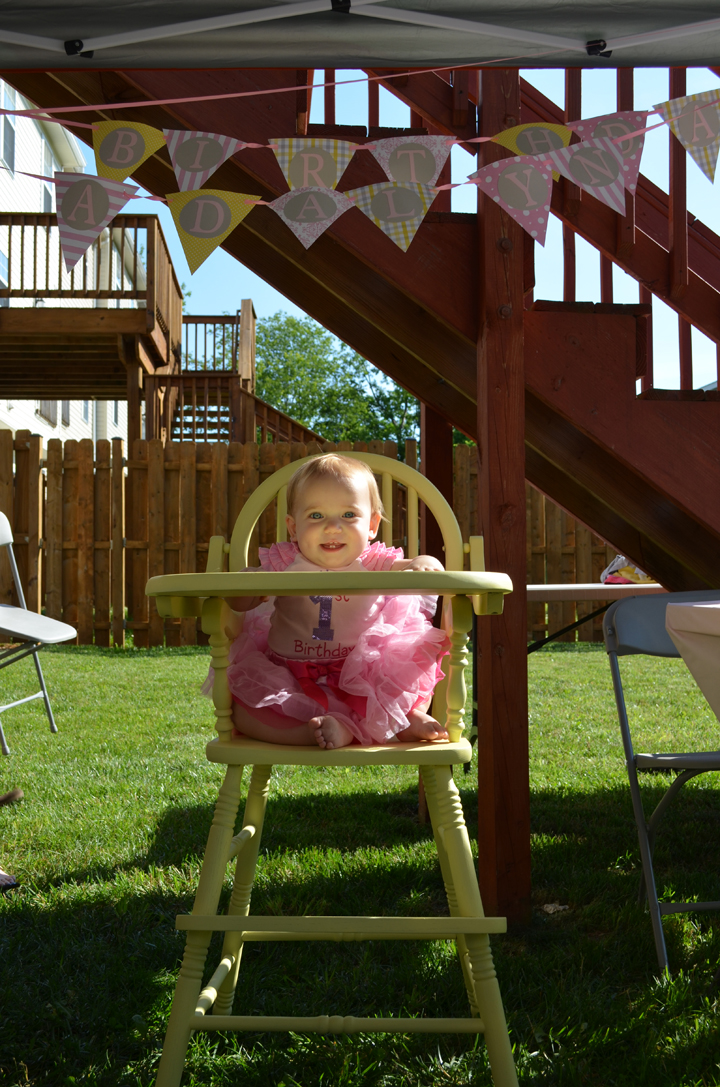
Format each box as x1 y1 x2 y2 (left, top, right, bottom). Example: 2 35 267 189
468 156 553 246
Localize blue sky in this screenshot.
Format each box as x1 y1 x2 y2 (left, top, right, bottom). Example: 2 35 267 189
83 67 720 388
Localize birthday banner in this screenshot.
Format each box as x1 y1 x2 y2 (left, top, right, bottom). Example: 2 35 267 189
164 129 246 191
272 137 357 190
368 135 451 187
167 189 258 272
269 188 355 249
469 156 553 245
93 121 166 182
654 90 720 182
346 183 436 251
38 87 720 269
540 136 632 215
55 173 138 270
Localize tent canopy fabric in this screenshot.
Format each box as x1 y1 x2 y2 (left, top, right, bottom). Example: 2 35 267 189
1 1 720 70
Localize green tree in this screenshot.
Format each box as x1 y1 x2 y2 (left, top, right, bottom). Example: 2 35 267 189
255 313 419 451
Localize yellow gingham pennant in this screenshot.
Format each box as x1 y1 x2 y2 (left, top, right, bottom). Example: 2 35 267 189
271 138 358 190
654 90 720 182
345 182 435 251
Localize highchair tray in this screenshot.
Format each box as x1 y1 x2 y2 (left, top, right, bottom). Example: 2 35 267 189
146 569 513 599
206 736 473 766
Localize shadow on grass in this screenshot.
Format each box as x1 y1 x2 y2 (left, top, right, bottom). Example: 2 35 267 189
2 782 720 1086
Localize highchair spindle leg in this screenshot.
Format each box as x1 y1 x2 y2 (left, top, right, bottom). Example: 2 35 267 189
156 765 245 1087
421 763 480 1017
422 764 518 1087
213 763 273 1015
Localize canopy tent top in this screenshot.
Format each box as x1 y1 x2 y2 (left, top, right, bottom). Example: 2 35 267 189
1 1 720 69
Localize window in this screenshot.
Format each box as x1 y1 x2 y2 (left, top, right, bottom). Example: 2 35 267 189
113 400 119 426
82 400 89 423
43 142 54 213
37 400 58 426
61 401 70 426
1 84 15 174
0 248 7 309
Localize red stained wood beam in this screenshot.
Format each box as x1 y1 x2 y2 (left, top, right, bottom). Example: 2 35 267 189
668 68 689 301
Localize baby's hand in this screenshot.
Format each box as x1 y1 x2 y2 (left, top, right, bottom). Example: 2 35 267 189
402 555 444 572
225 595 268 612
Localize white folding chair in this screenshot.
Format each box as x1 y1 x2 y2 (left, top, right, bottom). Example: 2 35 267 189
0 511 76 755
603 590 720 971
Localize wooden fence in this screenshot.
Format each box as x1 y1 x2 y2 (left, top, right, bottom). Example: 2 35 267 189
0 431 616 646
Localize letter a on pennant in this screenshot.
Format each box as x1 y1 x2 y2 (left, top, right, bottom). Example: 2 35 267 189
655 90 720 181
272 138 358 190
55 173 138 271
344 183 436 251
268 187 355 248
163 130 247 192
93 121 166 182
166 189 259 273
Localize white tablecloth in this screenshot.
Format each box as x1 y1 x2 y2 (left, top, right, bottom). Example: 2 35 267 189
666 601 720 722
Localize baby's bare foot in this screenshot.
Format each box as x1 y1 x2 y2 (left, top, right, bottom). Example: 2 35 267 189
397 709 449 743
310 715 354 750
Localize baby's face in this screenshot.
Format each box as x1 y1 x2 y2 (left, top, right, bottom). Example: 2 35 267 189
286 474 381 569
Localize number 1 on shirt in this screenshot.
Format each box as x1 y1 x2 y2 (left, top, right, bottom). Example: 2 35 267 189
310 595 334 641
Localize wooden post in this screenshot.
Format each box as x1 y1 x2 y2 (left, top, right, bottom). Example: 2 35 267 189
476 68 531 922
131 439 149 649
127 362 143 450
420 402 454 564
148 438 165 646
45 438 63 620
94 438 112 647
669 68 689 302
111 438 125 648
77 439 94 643
26 433 43 614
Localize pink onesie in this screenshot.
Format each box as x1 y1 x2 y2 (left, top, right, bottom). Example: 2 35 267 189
225 541 449 745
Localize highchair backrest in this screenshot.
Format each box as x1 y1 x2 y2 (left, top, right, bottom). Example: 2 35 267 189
227 452 464 572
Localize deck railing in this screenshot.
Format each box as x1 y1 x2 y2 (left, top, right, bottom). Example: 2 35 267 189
0 213 182 365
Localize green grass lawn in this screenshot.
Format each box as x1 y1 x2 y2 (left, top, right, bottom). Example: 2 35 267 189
1 643 719 1086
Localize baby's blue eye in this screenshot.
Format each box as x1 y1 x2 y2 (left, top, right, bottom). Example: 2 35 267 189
309 512 323 519
342 512 356 519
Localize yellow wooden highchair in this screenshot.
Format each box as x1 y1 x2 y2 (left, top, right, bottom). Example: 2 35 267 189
146 452 517 1087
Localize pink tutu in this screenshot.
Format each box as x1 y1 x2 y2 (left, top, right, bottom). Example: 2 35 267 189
225 597 449 745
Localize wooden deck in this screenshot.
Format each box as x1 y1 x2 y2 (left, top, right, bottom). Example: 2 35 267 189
0 213 182 398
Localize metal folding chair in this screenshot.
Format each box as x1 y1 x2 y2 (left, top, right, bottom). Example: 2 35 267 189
0 511 76 755
603 589 720 971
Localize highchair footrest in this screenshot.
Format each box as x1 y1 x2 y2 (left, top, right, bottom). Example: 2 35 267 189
191 1013 484 1034
177 914 506 936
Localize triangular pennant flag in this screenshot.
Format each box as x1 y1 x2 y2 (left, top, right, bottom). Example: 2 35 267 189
271 138 357 190
344 182 435 251
164 130 246 192
55 173 138 271
167 189 259 273
269 187 354 249
654 90 720 182
492 122 572 181
367 136 451 187
468 155 552 245
542 136 628 214
566 110 649 171
93 121 166 182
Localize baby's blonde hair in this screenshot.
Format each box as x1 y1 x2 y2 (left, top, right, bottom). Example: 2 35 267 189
286 454 385 519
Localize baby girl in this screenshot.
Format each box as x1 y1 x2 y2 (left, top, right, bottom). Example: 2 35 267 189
224 454 450 750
